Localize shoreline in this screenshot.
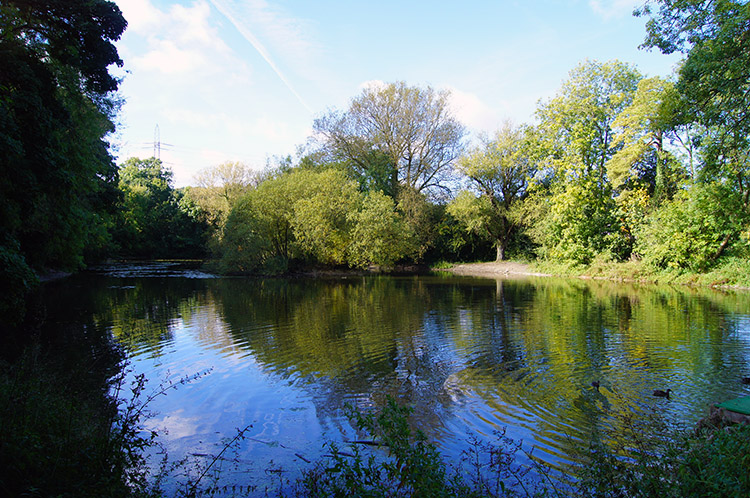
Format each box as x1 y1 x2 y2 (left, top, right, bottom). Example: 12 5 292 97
438 260 750 291
438 261 551 278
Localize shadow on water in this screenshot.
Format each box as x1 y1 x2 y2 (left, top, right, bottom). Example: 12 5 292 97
38 263 750 489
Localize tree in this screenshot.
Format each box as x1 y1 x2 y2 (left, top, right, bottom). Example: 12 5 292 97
217 169 345 273
348 191 416 268
535 59 642 184
451 123 535 261
313 81 465 196
292 169 361 266
637 183 750 271
636 0 750 261
531 60 642 262
0 0 126 277
607 76 692 200
115 158 207 258
187 161 258 229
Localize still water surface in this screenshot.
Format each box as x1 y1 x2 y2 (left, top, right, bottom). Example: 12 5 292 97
43 262 750 491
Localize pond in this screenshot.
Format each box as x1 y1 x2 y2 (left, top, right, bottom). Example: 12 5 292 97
40 262 750 493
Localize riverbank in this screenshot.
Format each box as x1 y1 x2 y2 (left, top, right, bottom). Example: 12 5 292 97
440 261 550 278
439 257 750 290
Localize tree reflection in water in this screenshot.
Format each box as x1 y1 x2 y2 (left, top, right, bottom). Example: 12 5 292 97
55 266 750 486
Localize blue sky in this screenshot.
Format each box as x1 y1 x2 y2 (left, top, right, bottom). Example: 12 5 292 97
112 0 682 186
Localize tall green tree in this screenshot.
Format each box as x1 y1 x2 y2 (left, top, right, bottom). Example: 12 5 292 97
451 123 536 261
535 59 642 183
187 161 259 229
1 0 126 322
531 60 642 263
313 81 465 196
637 0 750 261
607 76 692 200
0 0 126 272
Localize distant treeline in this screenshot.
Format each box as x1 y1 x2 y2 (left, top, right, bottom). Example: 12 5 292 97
3 0 750 320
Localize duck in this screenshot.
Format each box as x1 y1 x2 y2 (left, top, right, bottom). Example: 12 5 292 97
741 377 750 384
653 389 672 399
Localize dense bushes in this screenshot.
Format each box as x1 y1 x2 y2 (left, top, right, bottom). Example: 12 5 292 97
637 183 750 271
213 168 422 274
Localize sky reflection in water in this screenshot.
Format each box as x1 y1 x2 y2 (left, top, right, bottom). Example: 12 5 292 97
67 264 750 490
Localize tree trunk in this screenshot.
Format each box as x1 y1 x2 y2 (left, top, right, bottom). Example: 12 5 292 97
711 232 733 262
495 241 505 262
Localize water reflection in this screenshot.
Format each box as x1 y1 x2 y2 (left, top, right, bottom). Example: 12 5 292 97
60 267 750 486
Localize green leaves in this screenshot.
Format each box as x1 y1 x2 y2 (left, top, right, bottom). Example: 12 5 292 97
217 168 418 274
637 183 749 271
314 81 465 195
452 123 536 261
115 158 208 259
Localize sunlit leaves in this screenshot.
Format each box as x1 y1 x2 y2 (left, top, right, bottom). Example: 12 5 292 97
314 81 465 196
637 183 750 270
535 59 641 182
452 123 536 260
349 191 416 268
218 168 418 273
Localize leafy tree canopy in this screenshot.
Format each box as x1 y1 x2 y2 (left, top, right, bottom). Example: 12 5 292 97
313 81 465 197
0 0 126 276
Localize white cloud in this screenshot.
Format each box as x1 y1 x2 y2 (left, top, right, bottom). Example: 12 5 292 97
116 0 160 32
239 0 319 66
207 0 316 112
145 410 201 440
445 87 502 132
163 109 296 144
120 0 232 76
134 39 208 74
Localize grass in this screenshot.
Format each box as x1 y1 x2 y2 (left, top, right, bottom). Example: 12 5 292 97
528 256 750 289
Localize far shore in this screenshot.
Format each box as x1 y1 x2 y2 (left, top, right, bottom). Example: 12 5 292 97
439 260 750 291
439 261 551 278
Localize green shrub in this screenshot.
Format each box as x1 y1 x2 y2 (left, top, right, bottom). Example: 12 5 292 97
575 410 750 498
637 183 749 272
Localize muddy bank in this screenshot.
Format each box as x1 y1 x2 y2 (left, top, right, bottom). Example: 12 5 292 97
439 261 551 278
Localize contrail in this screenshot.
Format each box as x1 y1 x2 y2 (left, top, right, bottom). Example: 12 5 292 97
207 0 313 114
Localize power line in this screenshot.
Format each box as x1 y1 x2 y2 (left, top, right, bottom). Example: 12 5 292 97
151 124 174 159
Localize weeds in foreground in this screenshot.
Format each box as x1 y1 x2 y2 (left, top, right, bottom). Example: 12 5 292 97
574 408 750 498
294 397 557 498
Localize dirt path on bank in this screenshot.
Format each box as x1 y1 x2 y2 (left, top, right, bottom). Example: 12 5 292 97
441 261 552 278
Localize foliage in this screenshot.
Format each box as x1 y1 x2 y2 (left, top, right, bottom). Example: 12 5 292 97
531 178 624 264
115 157 209 259
453 123 536 260
427 206 497 264
528 60 642 264
217 191 284 274
0 239 38 326
607 76 690 200
186 161 259 230
349 191 416 268
216 167 420 273
637 0 750 218
396 186 442 262
576 409 750 498
0 345 149 497
314 81 465 196
0 0 126 274
298 397 551 498
293 169 361 265
534 59 641 182
637 183 750 271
